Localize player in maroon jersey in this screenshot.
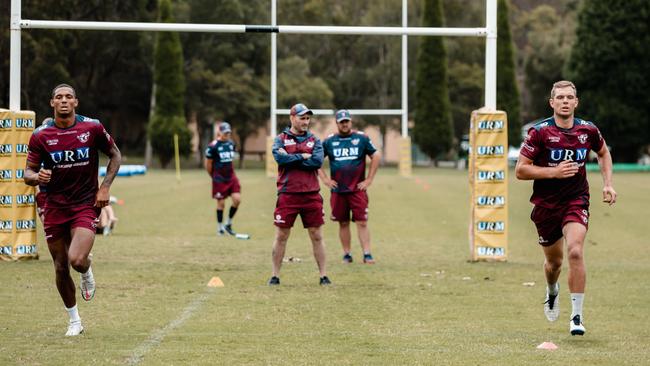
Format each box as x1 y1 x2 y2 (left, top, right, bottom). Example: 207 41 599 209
516 80 616 336
268 103 330 286
24 84 122 336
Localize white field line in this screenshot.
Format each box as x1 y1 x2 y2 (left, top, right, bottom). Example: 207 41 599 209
126 289 214 365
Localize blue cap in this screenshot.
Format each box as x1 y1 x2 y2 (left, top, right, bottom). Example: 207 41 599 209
290 103 313 116
218 122 232 133
335 109 351 123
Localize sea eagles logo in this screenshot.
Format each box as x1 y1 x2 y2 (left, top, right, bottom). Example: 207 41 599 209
77 132 90 143
306 141 314 148
578 134 588 144
351 139 360 146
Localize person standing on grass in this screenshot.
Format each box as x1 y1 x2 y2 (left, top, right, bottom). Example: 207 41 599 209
268 103 330 286
205 122 241 236
515 80 616 336
24 84 121 336
318 109 380 264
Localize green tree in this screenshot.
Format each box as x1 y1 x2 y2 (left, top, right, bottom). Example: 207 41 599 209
568 0 650 162
148 0 191 168
497 0 521 145
414 0 454 162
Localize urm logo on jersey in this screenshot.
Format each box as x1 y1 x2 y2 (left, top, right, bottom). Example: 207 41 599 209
476 145 504 157
333 147 359 161
549 148 588 162
476 195 505 208
49 147 90 164
477 221 505 233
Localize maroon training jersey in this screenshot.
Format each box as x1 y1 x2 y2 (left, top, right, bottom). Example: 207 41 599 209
520 117 604 209
272 128 324 193
27 114 115 208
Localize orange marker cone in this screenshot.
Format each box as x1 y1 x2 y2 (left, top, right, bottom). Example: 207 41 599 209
207 276 224 288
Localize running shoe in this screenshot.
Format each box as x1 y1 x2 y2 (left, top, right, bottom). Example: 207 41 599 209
570 314 585 336
80 255 95 301
319 276 332 286
268 276 280 286
544 287 560 322
65 320 84 336
363 253 375 264
342 253 353 263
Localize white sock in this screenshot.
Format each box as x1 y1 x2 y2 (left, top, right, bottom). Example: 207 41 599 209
226 217 232 225
218 223 224 230
547 282 559 296
571 293 584 319
65 305 81 323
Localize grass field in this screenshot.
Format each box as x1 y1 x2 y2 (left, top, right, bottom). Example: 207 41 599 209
1 167 649 365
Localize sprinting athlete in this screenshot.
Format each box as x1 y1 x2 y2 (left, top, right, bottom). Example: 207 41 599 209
319 109 380 264
205 122 241 236
516 80 616 336
24 84 121 336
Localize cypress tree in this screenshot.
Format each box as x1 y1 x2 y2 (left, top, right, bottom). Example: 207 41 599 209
568 0 650 162
496 0 521 145
148 0 191 168
414 0 454 162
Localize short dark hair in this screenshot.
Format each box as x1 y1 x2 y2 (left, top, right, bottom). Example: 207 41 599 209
51 83 76 98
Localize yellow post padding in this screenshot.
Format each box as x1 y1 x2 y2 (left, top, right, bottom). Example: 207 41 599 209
398 136 412 178
265 136 277 178
0 109 38 261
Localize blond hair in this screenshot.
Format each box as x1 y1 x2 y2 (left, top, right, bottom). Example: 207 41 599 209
550 80 577 98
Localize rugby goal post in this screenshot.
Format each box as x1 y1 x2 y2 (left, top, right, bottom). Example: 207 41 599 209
7 0 504 262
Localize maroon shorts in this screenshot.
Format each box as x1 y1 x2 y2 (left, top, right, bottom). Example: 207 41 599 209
274 192 324 228
212 177 241 199
42 204 100 243
330 191 369 222
531 204 589 246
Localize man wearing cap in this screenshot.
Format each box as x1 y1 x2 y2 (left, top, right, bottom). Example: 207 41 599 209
319 109 380 264
205 122 241 236
268 103 330 286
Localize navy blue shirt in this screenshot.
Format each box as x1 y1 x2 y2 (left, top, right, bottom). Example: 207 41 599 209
322 131 377 193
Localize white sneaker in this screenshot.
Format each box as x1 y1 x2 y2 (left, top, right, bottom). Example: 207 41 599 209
65 320 84 336
570 314 586 336
544 288 560 322
80 255 95 301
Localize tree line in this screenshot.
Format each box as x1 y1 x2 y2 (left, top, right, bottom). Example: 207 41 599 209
0 0 648 164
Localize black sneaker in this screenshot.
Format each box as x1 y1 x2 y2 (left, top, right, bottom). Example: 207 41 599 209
342 253 353 263
268 276 280 286
363 253 375 264
319 276 332 286
224 224 236 236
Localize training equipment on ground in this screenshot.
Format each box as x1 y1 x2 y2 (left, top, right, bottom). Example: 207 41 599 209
235 233 250 240
536 341 558 350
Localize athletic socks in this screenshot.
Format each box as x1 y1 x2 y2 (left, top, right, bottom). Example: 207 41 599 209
228 206 238 225
548 282 559 296
571 293 584 319
65 304 81 323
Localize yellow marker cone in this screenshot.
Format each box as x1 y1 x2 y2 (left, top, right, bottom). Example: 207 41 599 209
207 277 224 288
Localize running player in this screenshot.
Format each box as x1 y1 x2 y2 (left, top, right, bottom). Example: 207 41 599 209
515 80 616 336
268 103 330 286
319 109 380 264
205 122 241 236
24 84 122 336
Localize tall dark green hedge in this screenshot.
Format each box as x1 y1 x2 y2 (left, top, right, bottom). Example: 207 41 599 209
568 0 650 162
496 0 521 145
148 0 191 168
414 0 454 161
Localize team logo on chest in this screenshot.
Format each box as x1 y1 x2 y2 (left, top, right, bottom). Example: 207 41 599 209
548 136 560 143
77 132 90 143
351 138 360 146
578 134 588 144
306 141 314 148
